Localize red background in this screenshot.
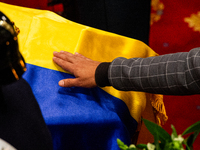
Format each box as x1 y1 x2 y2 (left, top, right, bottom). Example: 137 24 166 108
149 1 200 149
1 0 200 149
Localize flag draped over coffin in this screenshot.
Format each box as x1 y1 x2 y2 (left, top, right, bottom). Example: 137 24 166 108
0 2 167 150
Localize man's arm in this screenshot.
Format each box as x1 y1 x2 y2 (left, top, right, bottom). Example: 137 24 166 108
53 48 200 95
97 47 200 95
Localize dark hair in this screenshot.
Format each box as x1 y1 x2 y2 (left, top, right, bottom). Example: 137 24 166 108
0 11 26 85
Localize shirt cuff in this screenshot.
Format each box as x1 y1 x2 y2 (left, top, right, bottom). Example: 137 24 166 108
95 62 111 87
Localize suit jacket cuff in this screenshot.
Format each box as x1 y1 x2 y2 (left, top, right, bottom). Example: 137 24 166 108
95 62 111 87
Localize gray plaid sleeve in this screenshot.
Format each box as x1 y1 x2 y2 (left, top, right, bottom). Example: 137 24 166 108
108 47 200 95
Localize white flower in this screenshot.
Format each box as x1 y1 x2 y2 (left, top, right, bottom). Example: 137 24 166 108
173 135 184 143
147 143 155 150
129 144 136 148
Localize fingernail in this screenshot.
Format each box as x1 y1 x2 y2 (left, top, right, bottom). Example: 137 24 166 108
59 80 64 86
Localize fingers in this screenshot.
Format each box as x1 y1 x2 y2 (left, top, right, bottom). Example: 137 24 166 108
58 79 78 87
53 51 74 62
53 51 99 88
53 51 91 73
59 78 89 88
59 78 96 88
53 55 74 73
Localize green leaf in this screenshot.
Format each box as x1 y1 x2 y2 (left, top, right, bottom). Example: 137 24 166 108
163 141 171 150
183 140 191 150
117 139 129 150
136 144 147 149
142 118 171 143
171 124 178 139
186 131 199 149
127 147 137 150
182 121 200 135
154 130 161 150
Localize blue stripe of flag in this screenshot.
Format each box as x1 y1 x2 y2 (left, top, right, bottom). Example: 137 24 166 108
23 64 137 150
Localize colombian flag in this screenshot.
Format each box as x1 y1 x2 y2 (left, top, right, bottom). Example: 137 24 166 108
0 2 167 150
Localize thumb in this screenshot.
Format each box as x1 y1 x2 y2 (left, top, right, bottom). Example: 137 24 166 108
58 78 79 87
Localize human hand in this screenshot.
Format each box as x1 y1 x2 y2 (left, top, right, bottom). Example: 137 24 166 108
53 51 101 88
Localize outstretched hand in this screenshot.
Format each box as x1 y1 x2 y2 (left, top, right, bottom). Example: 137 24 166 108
53 51 101 88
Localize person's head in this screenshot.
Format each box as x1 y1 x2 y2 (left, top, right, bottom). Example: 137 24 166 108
0 11 26 85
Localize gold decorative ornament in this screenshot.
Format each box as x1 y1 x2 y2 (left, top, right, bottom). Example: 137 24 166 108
150 0 164 25
184 11 200 33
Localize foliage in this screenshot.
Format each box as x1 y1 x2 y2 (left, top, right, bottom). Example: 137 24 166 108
117 118 200 150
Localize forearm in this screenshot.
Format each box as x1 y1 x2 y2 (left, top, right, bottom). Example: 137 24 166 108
95 48 200 95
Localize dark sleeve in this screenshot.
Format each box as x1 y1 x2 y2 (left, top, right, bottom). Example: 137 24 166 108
0 78 53 150
96 47 200 95
95 62 111 87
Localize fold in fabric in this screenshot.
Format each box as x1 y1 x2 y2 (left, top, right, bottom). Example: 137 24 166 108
0 2 167 149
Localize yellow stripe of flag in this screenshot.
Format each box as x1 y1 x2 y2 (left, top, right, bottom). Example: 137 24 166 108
0 2 166 124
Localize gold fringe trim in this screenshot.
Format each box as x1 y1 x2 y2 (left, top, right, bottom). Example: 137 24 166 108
149 94 168 126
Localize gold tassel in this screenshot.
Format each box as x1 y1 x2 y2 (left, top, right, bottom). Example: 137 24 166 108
149 94 168 125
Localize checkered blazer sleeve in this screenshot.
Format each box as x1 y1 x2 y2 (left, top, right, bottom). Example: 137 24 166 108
108 47 200 95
